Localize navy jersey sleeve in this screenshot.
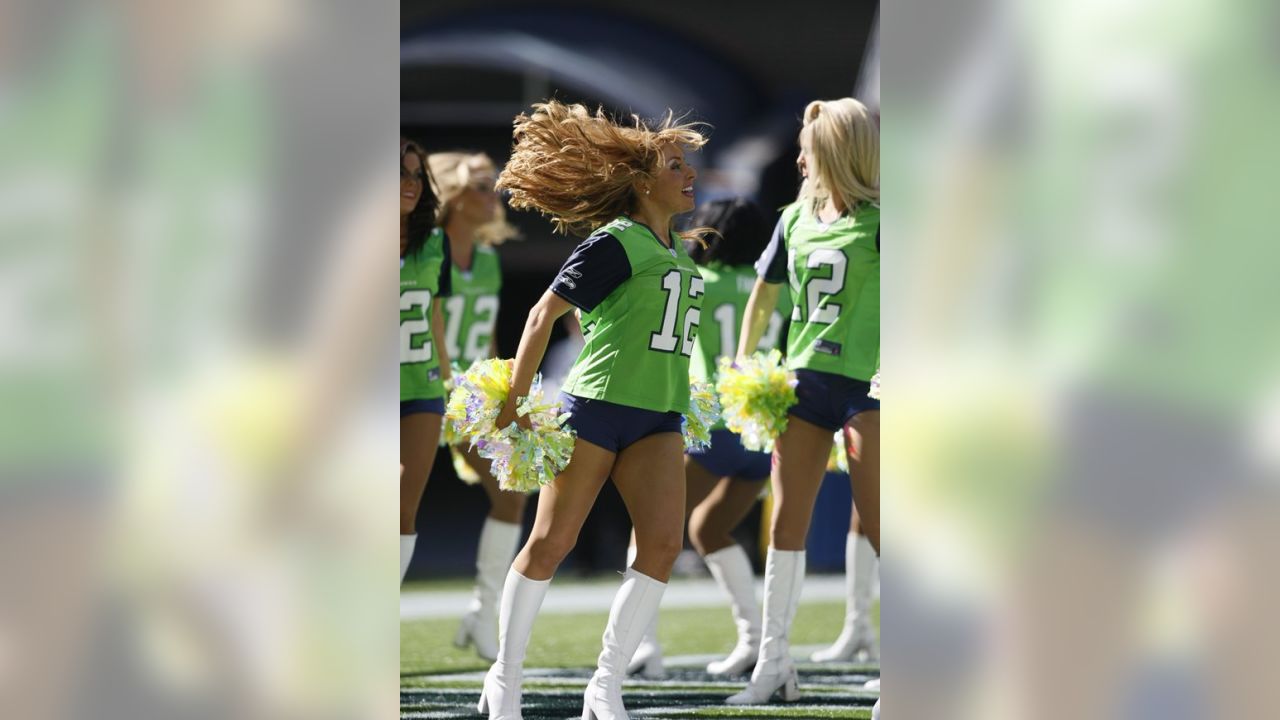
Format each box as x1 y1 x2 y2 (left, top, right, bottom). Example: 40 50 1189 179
437 235 453 297
754 216 788 284
550 232 632 312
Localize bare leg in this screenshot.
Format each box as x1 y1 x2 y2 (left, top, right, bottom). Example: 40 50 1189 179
845 411 880 553
399 412 442 534
612 433 687 582
771 415 836 551
512 438 616 581
689 471 765 557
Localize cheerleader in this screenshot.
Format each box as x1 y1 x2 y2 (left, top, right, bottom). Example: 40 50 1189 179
477 100 707 720
727 98 880 706
425 151 525 660
626 198 790 679
400 138 452 583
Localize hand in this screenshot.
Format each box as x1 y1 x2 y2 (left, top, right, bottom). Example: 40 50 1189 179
496 395 533 431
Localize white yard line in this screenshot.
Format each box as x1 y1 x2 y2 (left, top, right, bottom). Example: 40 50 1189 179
401 575 848 620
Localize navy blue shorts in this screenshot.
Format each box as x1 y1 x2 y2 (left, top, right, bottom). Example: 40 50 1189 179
400 398 445 418
687 429 772 480
789 369 880 431
560 394 683 453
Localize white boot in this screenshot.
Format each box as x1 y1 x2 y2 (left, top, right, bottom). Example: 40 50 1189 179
703 545 761 676
812 533 879 662
457 518 522 660
726 548 804 705
623 545 664 678
582 569 667 720
400 534 416 584
477 568 550 720
872 698 881 720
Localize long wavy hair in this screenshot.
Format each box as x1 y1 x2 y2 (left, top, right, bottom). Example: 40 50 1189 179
797 98 879 215
496 100 709 239
427 151 520 245
401 137 437 257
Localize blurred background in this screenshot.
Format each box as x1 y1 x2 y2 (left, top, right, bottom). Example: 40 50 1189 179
401 0 880 579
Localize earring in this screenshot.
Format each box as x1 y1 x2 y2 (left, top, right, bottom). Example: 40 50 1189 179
644 188 651 195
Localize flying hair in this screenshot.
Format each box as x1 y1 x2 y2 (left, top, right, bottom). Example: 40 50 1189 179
497 100 709 239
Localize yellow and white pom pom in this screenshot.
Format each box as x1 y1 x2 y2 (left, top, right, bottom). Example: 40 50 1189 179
682 381 722 452
715 350 798 453
446 358 575 493
475 391 576 493
444 358 513 441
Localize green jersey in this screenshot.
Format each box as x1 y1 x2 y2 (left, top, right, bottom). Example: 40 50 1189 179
757 202 879 381
441 243 503 366
689 263 791 382
400 228 452 402
552 216 704 414
691 262 791 430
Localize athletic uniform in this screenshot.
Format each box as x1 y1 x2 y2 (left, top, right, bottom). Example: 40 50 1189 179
686 262 791 478
550 216 704 452
756 201 880 429
441 244 502 367
400 227 452 416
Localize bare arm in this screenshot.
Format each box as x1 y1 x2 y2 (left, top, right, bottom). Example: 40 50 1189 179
736 279 782 361
432 297 451 382
497 289 574 429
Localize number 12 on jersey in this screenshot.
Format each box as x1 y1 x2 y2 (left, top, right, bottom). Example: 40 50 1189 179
649 270 704 356
790 248 847 325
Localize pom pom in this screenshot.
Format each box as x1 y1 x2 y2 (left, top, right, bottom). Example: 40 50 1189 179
682 381 722 452
444 358 513 441
869 369 881 400
715 350 797 453
474 392 576 493
445 358 576 493
450 446 481 485
439 361 468 447
827 431 849 473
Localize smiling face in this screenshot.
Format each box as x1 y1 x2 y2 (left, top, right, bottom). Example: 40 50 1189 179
645 143 697 215
401 150 426 216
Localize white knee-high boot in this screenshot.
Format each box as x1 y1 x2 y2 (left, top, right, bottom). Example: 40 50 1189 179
704 545 761 676
812 532 878 662
582 569 667 720
478 568 550 720
457 518 522 660
400 534 417 584
726 548 804 705
623 544 664 678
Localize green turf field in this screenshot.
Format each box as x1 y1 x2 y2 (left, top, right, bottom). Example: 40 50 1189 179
403 594 879 719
